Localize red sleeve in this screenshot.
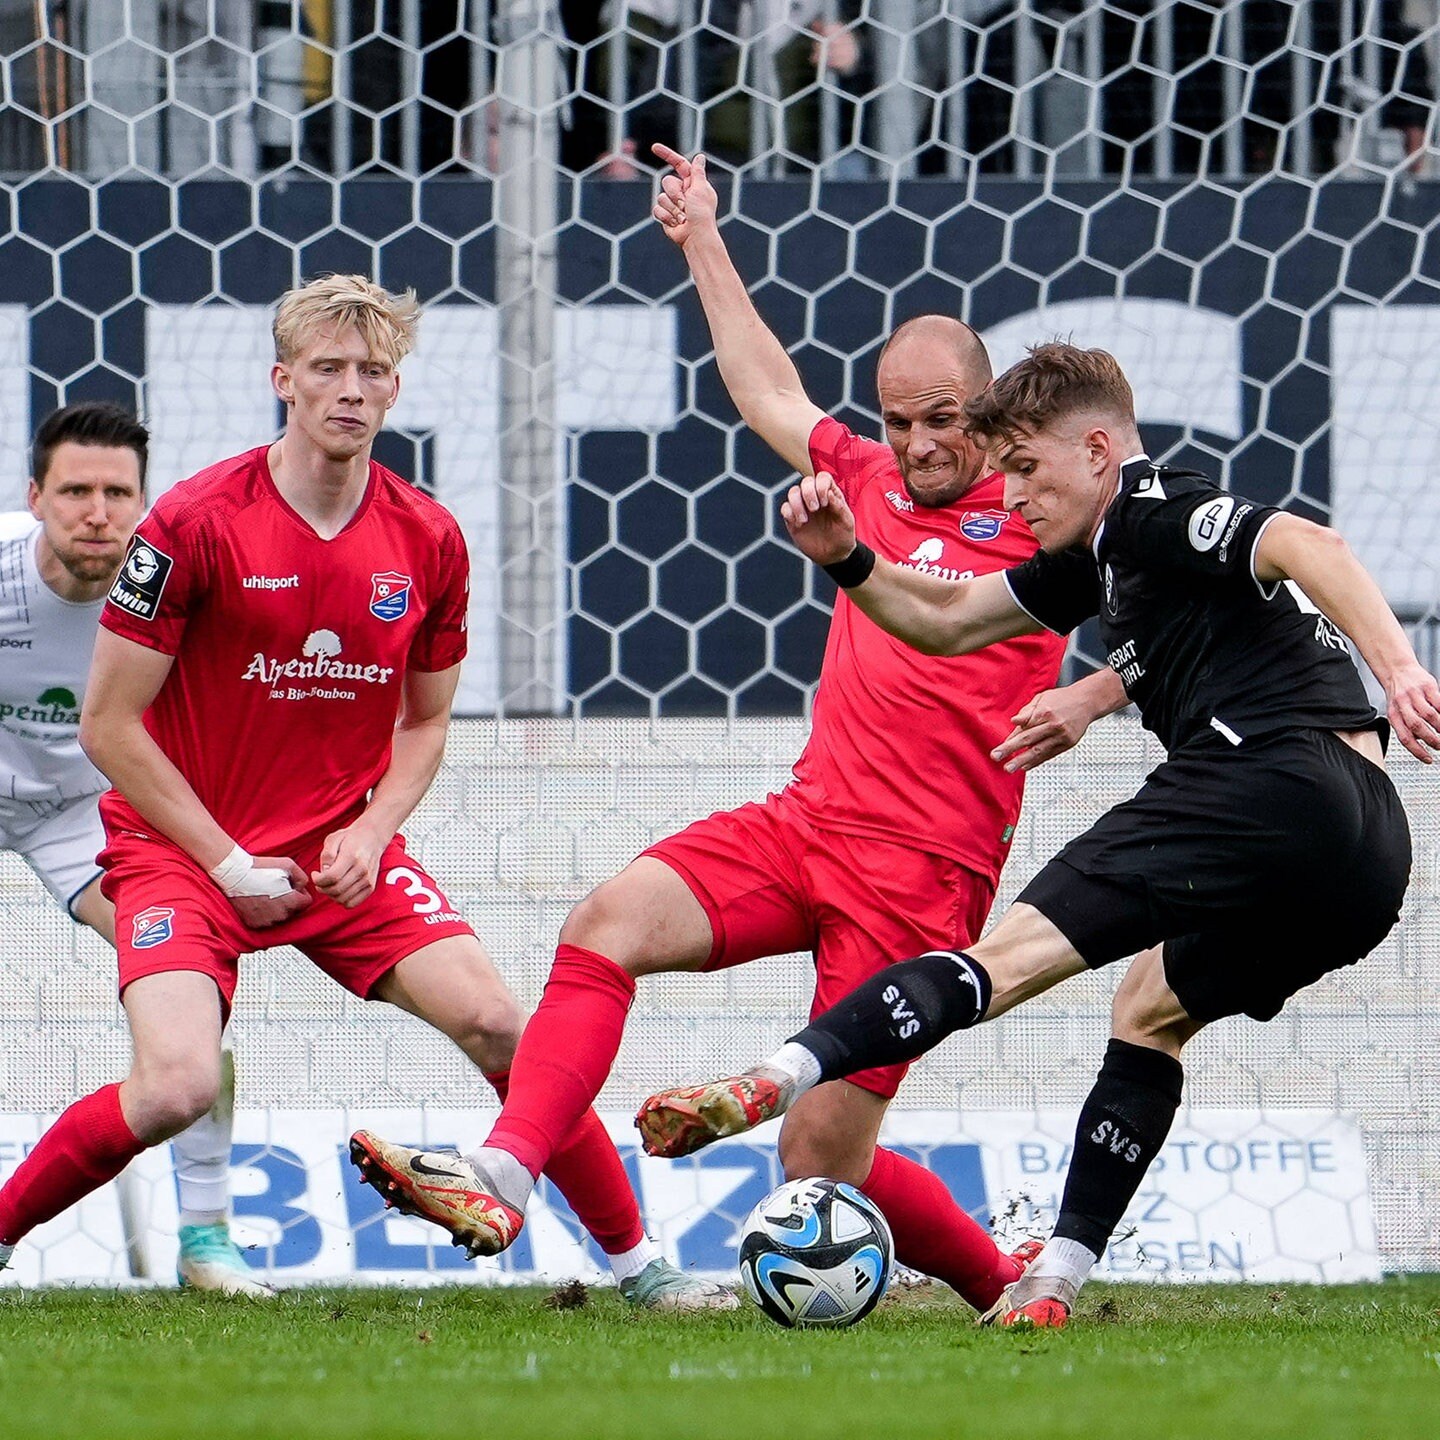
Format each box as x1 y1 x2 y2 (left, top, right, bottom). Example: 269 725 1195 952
99 503 205 655
807 416 893 502
409 516 469 672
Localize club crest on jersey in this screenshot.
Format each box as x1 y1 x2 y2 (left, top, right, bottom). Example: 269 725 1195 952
132 906 175 950
959 509 1009 542
369 571 412 622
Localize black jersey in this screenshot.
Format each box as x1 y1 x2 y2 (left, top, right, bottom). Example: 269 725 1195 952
1004 457 1381 754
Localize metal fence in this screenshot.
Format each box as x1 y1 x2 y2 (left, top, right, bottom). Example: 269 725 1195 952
4 2 1439 182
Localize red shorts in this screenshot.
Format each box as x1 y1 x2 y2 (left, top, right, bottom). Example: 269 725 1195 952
99 829 475 1014
645 788 995 1099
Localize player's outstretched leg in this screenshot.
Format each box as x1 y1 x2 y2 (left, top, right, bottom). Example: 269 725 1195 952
349 1130 526 1258
350 937 633 1259
356 936 737 1309
350 1113 735 1309
445 863 714 1231
173 1045 277 1298
638 948 994 1156
637 1071 793 1158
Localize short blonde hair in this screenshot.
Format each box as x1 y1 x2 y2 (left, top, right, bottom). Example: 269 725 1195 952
272 274 420 368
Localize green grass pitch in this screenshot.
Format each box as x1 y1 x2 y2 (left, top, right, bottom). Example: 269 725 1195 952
2 1278 1436 1440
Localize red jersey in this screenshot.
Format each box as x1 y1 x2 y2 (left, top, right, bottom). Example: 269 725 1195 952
99 448 469 861
791 417 1068 883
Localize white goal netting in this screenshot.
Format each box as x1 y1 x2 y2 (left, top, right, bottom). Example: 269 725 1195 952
0 2 1437 1278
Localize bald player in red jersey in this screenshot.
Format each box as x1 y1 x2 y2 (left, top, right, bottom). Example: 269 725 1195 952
0 274 731 1311
349 152 1129 1313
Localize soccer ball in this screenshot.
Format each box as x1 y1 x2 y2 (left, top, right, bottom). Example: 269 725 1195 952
737 1177 894 1328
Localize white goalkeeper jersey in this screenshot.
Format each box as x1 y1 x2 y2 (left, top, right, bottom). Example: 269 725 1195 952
0 511 108 805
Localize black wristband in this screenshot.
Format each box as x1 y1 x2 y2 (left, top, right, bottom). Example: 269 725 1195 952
823 542 877 589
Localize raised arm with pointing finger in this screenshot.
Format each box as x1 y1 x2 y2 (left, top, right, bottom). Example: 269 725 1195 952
652 145 823 474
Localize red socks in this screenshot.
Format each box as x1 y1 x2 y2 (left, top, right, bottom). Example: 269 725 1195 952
860 1145 1019 1310
485 1066 643 1256
0 1083 144 1245
486 944 635 1178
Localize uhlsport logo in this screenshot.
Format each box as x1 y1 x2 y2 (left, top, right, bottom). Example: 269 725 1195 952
959 509 1009 542
132 906 175 949
369 571 412 622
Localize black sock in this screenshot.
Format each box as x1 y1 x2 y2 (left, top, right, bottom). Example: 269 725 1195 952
1053 1038 1185 1257
786 950 992 1083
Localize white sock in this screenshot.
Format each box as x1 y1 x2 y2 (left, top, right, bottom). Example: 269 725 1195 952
460 1145 536 1210
608 1235 659 1284
758 1041 823 1100
179 1208 228 1231
1010 1236 1100 1308
171 1111 232 1227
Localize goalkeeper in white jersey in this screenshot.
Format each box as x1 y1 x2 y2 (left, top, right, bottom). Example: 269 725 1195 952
0 402 271 1297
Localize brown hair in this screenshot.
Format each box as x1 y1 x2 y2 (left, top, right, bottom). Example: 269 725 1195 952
272 273 420 367
32 402 149 489
963 342 1134 447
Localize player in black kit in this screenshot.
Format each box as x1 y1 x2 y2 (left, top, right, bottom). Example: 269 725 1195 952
634 342 1440 1327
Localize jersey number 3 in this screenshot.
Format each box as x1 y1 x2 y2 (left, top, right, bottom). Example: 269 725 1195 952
383 865 444 914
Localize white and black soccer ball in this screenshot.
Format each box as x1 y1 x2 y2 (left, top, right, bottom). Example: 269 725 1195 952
738 1177 894 1328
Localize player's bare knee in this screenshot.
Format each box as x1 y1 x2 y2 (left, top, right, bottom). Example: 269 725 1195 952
559 882 661 976
1111 954 1197 1055
1111 979 1165 1043
126 1060 220 1142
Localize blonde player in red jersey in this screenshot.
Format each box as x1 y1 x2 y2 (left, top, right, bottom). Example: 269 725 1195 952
0 275 731 1311
348 152 1129 1314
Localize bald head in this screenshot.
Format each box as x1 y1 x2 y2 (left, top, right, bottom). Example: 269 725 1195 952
875 314 994 507
876 314 992 394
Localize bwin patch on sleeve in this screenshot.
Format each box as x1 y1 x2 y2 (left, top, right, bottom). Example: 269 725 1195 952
107 535 174 621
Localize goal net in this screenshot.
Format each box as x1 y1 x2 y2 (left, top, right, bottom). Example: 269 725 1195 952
0 1 1436 1283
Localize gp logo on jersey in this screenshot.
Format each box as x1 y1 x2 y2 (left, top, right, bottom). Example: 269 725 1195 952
959 509 1009 542
132 906 175 949
108 536 174 622
1187 496 1235 553
369 571 412 622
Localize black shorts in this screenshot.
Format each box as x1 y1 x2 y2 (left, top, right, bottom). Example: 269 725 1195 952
1017 729 1411 1023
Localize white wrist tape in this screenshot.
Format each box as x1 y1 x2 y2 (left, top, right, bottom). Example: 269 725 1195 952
209 843 294 900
